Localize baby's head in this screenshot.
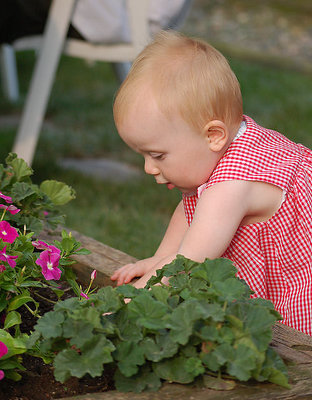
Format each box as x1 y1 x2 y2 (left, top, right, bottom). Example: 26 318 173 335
113 30 243 137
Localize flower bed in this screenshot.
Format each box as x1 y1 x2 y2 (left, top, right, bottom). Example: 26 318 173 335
0 154 292 400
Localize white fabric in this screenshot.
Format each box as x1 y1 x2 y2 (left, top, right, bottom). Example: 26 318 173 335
72 0 187 43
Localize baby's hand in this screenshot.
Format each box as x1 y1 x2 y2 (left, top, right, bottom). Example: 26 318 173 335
110 257 157 286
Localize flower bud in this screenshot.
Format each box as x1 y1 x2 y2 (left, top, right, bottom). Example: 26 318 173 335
91 269 97 281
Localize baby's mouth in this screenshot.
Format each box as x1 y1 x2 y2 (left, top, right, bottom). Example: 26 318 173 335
166 183 175 190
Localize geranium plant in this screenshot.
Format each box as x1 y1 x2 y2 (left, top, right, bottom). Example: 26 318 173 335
30 256 290 392
0 154 90 381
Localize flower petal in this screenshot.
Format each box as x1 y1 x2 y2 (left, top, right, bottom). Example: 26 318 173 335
0 221 19 243
0 341 8 358
0 192 12 203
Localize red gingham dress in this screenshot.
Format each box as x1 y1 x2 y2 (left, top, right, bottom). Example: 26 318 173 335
183 115 312 335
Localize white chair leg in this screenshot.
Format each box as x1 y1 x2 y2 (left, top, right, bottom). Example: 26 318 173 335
12 0 77 166
0 44 20 102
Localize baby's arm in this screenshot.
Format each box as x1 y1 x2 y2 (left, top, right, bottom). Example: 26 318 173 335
130 180 253 288
110 200 188 286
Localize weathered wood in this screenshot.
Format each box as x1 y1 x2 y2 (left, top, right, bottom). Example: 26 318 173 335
272 323 312 364
41 229 312 400
61 363 312 400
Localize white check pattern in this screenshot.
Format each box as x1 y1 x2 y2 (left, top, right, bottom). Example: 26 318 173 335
183 115 312 335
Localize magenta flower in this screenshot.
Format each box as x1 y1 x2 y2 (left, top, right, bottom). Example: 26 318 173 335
80 292 90 300
0 341 8 358
0 246 18 268
0 265 5 272
36 249 61 280
0 204 20 215
0 341 8 381
0 221 19 244
0 192 12 204
32 240 61 255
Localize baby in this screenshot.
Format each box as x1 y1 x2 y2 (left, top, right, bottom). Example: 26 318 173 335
111 31 312 335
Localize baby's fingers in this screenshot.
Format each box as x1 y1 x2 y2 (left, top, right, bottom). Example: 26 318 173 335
111 263 140 286
111 263 133 281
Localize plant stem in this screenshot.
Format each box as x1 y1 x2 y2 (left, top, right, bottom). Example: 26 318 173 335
33 291 57 304
0 209 6 221
24 303 39 317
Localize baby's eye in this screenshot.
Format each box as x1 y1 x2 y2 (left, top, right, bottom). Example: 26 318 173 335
149 152 165 160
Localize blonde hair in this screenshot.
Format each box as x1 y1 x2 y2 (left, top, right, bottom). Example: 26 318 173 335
113 31 243 133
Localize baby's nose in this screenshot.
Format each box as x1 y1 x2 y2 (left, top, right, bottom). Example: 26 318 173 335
144 158 159 175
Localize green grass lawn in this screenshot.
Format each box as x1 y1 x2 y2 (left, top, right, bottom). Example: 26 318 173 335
0 48 311 259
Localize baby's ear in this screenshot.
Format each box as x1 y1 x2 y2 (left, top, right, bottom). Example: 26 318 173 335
202 120 229 152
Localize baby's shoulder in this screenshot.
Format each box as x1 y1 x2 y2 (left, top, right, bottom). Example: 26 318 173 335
199 180 283 226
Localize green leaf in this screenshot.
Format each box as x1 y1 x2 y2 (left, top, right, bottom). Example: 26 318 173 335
7 292 38 312
141 334 178 362
72 307 102 329
200 325 219 341
115 341 145 377
40 180 75 205
203 375 236 390
54 335 114 382
211 343 233 367
116 284 141 298
225 343 257 381
184 357 205 376
150 285 170 304
0 330 28 359
92 286 123 313
153 356 199 383
11 182 36 201
60 237 75 254
191 258 237 283
167 299 207 345
0 358 26 371
63 320 94 347
200 349 221 372
4 311 22 329
2 369 23 381
128 294 168 330
35 311 65 338
19 216 43 235
214 278 250 302
168 273 189 289
114 308 143 342
73 248 91 255
255 347 290 388
6 153 33 180
114 365 161 393
0 291 8 313
229 301 276 351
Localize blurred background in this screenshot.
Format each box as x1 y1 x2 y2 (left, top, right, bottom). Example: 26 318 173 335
0 0 311 259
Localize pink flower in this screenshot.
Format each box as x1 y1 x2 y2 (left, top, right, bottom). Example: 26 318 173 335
32 240 61 255
0 341 8 358
0 204 20 215
80 292 90 300
0 246 18 268
36 249 61 280
0 341 8 381
0 192 12 204
91 270 97 280
0 221 19 243
0 265 5 272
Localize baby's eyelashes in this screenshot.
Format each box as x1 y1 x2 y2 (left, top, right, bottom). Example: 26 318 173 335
149 152 165 160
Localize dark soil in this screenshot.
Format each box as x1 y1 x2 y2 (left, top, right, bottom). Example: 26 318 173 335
0 354 115 400
0 286 116 400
